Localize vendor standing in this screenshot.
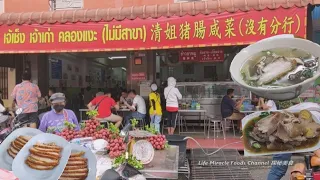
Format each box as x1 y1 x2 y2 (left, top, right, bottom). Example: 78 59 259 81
39 93 80 133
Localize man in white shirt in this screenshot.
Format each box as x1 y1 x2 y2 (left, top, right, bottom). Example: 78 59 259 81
124 90 146 125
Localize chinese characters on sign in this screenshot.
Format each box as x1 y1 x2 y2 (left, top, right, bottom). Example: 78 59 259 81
179 50 198 62
0 7 306 53
179 49 225 62
199 49 224 62
131 73 146 80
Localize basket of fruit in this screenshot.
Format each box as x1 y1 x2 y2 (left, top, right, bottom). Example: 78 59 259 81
132 140 154 164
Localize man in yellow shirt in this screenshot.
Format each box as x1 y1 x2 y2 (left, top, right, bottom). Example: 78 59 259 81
149 83 162 132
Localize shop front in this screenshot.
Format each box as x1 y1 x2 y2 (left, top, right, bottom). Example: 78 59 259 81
0 2 309 116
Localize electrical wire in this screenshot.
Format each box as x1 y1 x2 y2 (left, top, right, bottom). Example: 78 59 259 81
184 136 242 156
145 137 243 179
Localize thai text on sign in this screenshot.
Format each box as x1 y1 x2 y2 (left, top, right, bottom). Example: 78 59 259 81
0 7 306 53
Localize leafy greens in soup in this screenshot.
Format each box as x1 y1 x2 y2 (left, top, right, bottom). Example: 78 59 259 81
241 48 319 88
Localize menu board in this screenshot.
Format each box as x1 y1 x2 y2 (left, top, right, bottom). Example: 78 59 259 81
179 49 225 62
50 58 62 80
199 49 224 62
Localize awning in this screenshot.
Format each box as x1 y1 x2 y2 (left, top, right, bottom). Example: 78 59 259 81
0 0 313 53
0 0 317 25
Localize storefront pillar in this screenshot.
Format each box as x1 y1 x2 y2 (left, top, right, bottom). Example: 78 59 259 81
127 51 156 94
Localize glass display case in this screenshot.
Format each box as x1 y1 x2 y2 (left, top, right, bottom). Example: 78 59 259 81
176 82 251 99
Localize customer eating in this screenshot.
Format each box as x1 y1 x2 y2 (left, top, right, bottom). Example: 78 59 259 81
87 89 122 128
39 93 80 133
124 90 146 125
220 89 245 130
258 97 277 111
120 89 132 106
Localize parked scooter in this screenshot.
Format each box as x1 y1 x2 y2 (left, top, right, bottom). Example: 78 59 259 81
0 107 24 144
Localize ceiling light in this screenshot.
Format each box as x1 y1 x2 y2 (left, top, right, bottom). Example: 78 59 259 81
108 56 127 60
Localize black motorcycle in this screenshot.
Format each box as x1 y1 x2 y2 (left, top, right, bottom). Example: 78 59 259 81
0 108 25 144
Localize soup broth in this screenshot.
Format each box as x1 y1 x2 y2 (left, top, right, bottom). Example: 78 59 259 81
244 112 320 154
241 48 319 88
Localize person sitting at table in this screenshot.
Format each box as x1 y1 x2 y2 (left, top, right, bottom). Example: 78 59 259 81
251 93 259 106
164 77 182 135
258 97 277 111
124 90 146 125
39 93 80 133
220 89 245 130
87 89 122 128
120 89 132 106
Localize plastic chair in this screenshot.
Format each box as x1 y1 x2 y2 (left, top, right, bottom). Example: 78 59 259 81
179 116 188 132
223 118 237 137
161 117 168 134
207 115 225 139
135 118 146 130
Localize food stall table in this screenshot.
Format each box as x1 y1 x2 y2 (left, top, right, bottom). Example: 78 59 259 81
95 145 179 179
178 108 207 137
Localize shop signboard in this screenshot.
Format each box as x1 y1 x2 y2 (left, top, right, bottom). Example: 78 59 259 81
199 49 224 62
131 72 146 80
0 7 306 53
179 50 198 62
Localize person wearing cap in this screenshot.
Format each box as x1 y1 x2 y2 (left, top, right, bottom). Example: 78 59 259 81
149 83 162 132
38 93 80 133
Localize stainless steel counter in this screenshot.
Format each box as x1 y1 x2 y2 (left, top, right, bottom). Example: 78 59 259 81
141 145 179 179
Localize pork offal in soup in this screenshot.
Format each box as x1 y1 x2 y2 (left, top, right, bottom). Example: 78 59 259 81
240 48 319 88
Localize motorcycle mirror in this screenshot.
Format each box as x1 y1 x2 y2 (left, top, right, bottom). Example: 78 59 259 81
15 108 23 115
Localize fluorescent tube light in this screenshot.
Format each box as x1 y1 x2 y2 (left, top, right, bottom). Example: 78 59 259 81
108 56 127 60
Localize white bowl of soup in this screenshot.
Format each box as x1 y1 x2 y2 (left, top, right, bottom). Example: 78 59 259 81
230 36 320 100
